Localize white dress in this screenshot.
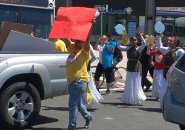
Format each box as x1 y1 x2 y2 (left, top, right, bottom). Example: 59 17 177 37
159 78 167 109
82 45 104 108
151 54 164 99
117 36 147 105
152 69 163 99
83 71 104 109
121 71 146 105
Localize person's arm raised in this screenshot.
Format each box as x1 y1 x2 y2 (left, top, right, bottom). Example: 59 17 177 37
84 18 96 52
157 35 170 54
137 34 146 53
63 38 72 48
94 38 101 50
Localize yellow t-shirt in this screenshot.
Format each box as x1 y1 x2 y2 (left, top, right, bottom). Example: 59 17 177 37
55 39 67 52
66 43 90 84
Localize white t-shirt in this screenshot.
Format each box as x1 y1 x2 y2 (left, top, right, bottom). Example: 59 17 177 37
97 43 105 64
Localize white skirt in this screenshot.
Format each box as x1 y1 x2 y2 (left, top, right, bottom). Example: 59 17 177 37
120 71 146 105
82 70 104 108
152 69 163 98
159 77 167 109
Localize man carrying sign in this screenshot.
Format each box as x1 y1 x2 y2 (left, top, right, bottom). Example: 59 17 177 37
65 38 92 130
49 7 98 130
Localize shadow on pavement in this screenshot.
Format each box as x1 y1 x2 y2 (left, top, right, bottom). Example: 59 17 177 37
31 115 59 126
87 108 98 112
42 106 98 113
139 107 162 113
0 115 59 130
101 102 136 106
29 128 65 130
113 91 123 93
42 106 69 111
145 97 159 102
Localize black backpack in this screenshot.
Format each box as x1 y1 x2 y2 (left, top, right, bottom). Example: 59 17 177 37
113 46 123 62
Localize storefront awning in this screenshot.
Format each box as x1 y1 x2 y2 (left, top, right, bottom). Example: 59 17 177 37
156 7 185 16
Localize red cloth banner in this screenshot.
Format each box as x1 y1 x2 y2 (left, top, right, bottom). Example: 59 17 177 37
49 7 97 41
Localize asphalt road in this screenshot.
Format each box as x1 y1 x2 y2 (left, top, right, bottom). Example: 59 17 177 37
27 51 178 130
0 52 179 130
23 90 179 130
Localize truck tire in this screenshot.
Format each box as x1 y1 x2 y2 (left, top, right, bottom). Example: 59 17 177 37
0 82 41 130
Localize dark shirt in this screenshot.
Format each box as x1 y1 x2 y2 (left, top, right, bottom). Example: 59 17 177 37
139 46 152 68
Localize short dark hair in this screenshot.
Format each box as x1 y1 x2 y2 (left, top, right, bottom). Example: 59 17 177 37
106 33 113 40
171 36 180 47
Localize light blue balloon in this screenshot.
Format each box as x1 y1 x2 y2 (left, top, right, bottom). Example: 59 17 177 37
114 24 125 35
154 22 165 33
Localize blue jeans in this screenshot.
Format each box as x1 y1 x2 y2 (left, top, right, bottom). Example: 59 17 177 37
68 79 91 130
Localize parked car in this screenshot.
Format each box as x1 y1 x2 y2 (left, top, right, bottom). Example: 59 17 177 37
163 53 185 130
0 30 69 129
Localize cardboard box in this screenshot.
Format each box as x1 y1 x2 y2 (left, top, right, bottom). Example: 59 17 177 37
0 22 33 50
2 30 55 52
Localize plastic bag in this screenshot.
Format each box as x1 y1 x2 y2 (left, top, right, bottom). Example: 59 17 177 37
86 86 93 104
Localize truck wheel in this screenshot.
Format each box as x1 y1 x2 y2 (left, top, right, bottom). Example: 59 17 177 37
0 82 41 129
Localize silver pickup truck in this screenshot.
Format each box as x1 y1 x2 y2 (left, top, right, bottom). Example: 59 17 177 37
0 31 68 129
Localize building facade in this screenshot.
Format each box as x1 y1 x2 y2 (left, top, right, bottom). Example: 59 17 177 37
72 0 185 44
0 0 55 39
156 0 185 44
73 0 146 39
2 0 184 43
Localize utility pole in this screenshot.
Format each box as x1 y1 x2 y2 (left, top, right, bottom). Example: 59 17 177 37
53 0 55 19
145 0 155 35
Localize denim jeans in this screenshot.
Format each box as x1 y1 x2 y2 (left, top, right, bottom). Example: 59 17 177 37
68 79 91 130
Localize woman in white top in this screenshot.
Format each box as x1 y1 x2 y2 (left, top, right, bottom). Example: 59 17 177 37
157 35 185 108
117 35 146 105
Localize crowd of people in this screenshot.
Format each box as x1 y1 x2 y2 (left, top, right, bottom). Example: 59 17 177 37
50 24 185 130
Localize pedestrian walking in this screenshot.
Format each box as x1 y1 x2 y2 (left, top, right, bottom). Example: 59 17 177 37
93 35 106 92
65 38 93 130
136 29 153 92
101 34 117 95
157 35 185 108
117 35 146 105
94 34 116 95
137 44 153 91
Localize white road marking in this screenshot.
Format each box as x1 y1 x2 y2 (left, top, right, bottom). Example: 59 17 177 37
103 117 114 120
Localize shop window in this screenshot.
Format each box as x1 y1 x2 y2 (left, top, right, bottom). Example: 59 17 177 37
139 16 145 33
156 16 185 45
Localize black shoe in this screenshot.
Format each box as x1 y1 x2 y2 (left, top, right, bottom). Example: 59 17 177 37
144 86 150 92
105 89 111 95
84 116 93 128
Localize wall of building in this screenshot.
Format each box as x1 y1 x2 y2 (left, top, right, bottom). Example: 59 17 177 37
72 0 146 42
155 1 185 44
0 1 54 39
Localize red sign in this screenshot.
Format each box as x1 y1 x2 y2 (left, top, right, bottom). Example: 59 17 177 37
49 7 97 41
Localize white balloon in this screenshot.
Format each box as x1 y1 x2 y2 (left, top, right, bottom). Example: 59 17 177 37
154 22 165 33
114 24 125 35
